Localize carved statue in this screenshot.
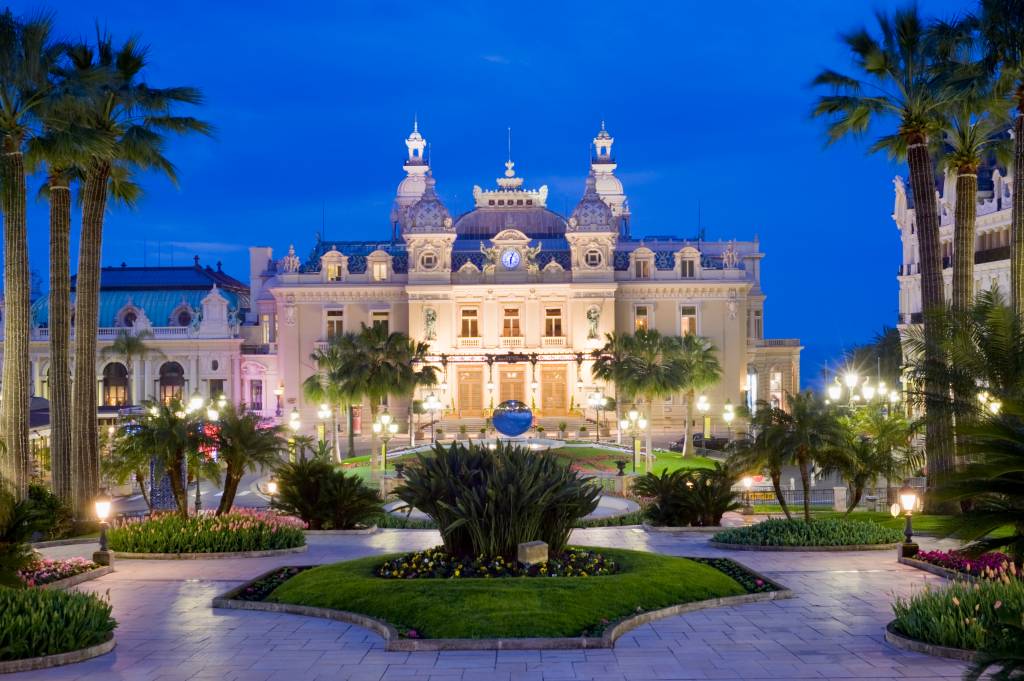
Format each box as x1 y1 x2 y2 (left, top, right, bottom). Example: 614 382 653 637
479 241 500 275
587 307 601 339
423 307 437 340
524 243 543 274
280 244 302 273
722 241 740 269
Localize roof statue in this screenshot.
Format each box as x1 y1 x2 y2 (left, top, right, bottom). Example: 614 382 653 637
280 244 302 273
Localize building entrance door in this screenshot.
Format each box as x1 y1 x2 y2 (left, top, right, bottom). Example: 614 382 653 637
499 367 525 404
457 367 484 417
541 365 567 416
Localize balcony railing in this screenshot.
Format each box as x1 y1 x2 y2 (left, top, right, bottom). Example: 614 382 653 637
242 343 277 355
753 338 801 348
500 336 525 349
541 336 566 348
458 336 482 349
31 325 194 341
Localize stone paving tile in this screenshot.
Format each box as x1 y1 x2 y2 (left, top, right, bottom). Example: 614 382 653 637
18 529 972 681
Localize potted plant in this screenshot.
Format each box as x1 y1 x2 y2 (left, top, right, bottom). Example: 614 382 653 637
459 424 468 440
479 426 487 438
579 425 588 438
436 427 445 441
558 421 568 439
536 425 546 438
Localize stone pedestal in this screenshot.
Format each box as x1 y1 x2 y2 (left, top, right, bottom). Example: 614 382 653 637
379 476 401 500
517 541 548 565
899 542 919 558
613 475 635 497
832 487 848 512
92 550 115 567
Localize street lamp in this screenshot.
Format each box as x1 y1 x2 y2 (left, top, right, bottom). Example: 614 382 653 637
266 478 278 508
891 482 919 557
423 392 443 443
619 409 647 473
742 476 754 515
722 401 735 440
206 404 220 421
188 390 203 413
93 489 114 566
372 412 399 472
588 391 607 443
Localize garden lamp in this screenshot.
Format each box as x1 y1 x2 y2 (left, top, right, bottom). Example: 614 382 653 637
93 489 114 566
424 392 443 442
843 371 859 389
373 413 399 472
861 383 876 401
266 479 278 505
217 394 227 409
188 390 204 412
621 410 646 472
742 476 754 515
696 395 710 413
897 483 919 558
206 404 219 421
149 405 159 417
317 403 331 420
827 381 842 401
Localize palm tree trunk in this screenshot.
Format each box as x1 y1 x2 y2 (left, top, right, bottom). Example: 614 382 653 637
48 173 73 502
906 137 955 505
846 483 865 516
1 137 31 497
71 161 111 517
217 470 241 515
347 406 355 458
798 454 812 522
1011 92 1024 319
135 471 152 512
331 408 339 463
770 472 792 520
683 389 694 457
952 169 978 312
167 459 189 518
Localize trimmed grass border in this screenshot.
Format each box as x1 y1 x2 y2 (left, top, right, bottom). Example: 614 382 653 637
709 540 900 552
0 634 115 674
884 621 977 662
213 563 790 651
113 545 308 560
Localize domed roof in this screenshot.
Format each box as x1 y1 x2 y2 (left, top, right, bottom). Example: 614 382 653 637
568 173 613 231
453 206 567 239
406 175 452 232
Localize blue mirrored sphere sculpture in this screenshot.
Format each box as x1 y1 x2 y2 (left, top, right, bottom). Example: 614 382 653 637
492 400 533 437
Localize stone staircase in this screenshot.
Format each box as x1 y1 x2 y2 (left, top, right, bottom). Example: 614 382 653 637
428 415 609 439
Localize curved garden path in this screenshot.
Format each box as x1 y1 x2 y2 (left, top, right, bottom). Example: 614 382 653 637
24 528 967 681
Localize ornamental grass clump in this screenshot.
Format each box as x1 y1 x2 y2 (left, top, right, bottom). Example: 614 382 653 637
711 517 902 546
271 459 383 530
892 579 1024 651
0 588 116 661
396 441 600 559
107 510 306 554
633 462 741 527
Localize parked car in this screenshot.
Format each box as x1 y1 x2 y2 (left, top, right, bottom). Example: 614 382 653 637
669 433 729 452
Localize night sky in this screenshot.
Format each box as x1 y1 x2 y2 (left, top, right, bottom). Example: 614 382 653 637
12 0 970 387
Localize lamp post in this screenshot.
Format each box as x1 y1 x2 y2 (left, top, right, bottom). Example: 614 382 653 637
619 409 647 473
826 371 901 411
891 482 919 557
93 489 114 567
588 391 606 443
423 392 443 443
317 403 336 460
696 395 710 451
742 476 754 515
266 478 278 508
372 412 399 472
722 401 735 441
288 408 301 461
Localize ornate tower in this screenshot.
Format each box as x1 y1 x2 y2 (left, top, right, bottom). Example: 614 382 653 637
566 173 617 282
391 119 430 239
590 122 631 238
403 175 456 283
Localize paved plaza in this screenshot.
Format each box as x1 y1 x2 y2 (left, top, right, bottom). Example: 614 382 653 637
23 528 967 681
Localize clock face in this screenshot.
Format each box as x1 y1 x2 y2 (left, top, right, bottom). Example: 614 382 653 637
501 248 521 269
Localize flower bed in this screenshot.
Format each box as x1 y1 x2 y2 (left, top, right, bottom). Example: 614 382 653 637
18 558 99 587
913 550 1021 581
234 566 312 601
711 518 902 547
891 579 1024 651
0 588 116 662
690 557 776 594
108 509 306 554
375 547 618 579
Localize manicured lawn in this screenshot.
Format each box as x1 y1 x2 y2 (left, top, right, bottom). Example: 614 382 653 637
752 506 953 534
268 547 746 639
556 446 716 475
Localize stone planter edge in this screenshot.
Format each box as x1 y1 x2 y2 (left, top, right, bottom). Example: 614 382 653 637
211 568 792 651
643 523 723 534
37 565 114 590
304 527 378 536
708 541 900 552
114 544 308 560
30 537 98 549
884 621 977 661
0 634 115 674
897 556 981 582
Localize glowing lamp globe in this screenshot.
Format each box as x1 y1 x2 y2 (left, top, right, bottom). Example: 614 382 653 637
491 400 533 437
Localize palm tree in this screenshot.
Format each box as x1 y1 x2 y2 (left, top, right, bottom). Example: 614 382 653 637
100 329 162 404
812 7 958 499
0 10 60 498
213 404 284 515
676 334 722 457
66 33 210 517
728 401 795 520
591 332 634 444
303 333 359 460
619 330 688 469
975 0 1024 317
774 391 839 522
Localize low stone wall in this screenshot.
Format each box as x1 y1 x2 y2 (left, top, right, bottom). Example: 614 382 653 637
304 527 378 536
884 621 977 661
38 566 114 591
0 635 115 674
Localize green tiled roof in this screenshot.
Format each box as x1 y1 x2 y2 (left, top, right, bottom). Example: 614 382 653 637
32 288 240 327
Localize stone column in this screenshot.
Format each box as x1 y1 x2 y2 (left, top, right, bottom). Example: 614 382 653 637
231 353 242 406
832 487 848 513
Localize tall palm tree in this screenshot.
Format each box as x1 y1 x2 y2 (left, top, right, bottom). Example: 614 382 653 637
774 391 839 522
813 7 958 500
975 0 1024 317
303 334 358 460
591 332 634 444
213 404 284 515
100 329 161 404
0 10 60 497
67 33 210 516
676 334 722 457
728 401 795 520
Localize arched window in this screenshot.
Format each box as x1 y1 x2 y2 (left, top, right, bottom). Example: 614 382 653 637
122 311 137 327
158 362 185 404
103 363 129 406
177 309 193 326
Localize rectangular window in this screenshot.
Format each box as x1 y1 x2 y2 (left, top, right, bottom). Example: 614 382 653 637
326 309 344 338
261 313 271 344
502 307 521 337
680 305 697 336
371 311 389 334
460 308 479 337
249 380 263 411
753 310 763 339
634 259 651 279
634 305 650 332
544 308 563 337
681 259 695 278
372 261 388 281
209 379 225 398
327 264 343 281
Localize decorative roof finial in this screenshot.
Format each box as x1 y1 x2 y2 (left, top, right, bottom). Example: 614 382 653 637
413 112 418 134
507 126 512 163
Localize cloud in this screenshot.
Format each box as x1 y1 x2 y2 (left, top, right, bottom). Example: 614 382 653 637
481 54 511 64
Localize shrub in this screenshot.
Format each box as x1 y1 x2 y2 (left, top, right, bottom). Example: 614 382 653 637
396 441 600 558
27 483 74 540
376 546 618 579
892 579 1024 651
108 510 306 553
712 517 903 546
0 483 43 587
19 557 99 587
633 462 741 527
0 588 116 660
271 459 383 530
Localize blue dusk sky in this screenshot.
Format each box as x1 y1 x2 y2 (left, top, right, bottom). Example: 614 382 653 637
12 0 969 387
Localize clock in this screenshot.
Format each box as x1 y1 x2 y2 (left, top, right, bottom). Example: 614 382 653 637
501 248 521 269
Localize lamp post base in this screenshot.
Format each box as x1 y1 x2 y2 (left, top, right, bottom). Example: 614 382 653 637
92 549 115 567
899 542 919 558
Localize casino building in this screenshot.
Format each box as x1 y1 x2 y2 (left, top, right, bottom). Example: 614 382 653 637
3 123 801 452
